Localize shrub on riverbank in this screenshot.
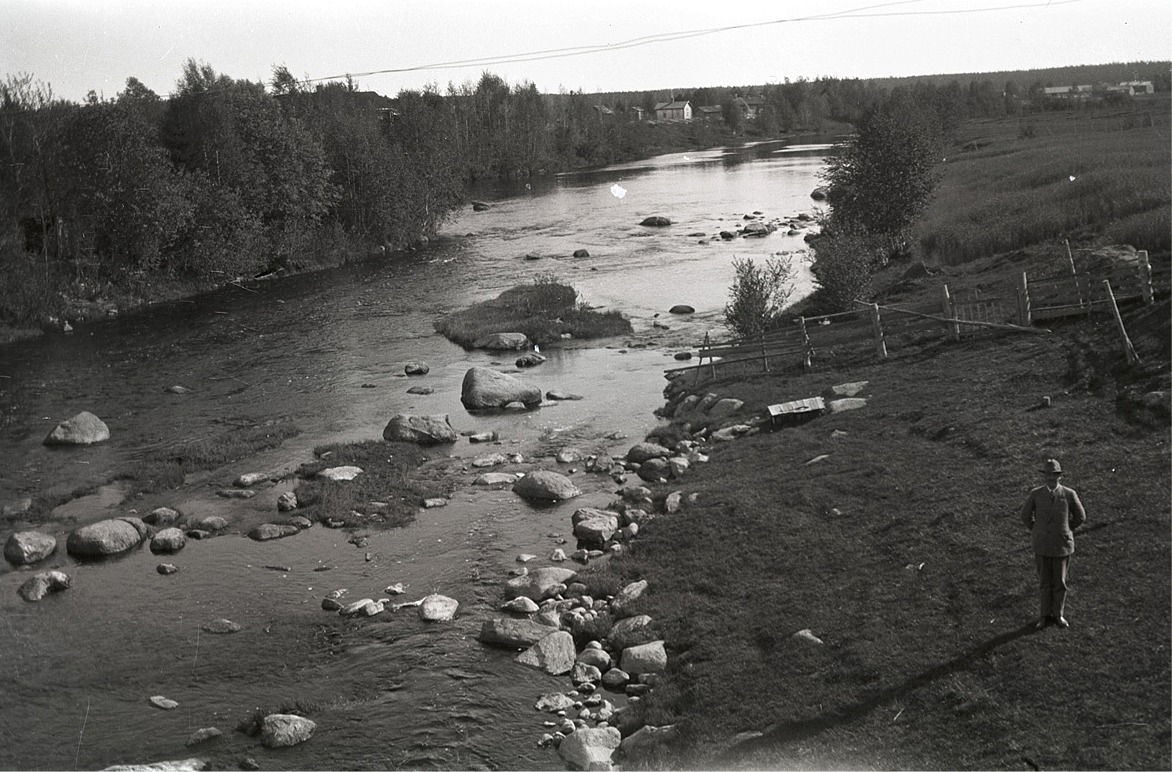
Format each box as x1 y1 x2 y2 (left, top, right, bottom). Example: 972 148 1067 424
435 277 632 347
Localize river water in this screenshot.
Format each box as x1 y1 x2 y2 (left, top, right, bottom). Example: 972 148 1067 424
0 139 828 770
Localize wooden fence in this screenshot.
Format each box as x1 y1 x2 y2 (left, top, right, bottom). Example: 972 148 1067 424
669 250 1169 382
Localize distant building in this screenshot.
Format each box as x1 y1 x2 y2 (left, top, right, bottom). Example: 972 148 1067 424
1040 85 1093 99
697 104 723 122
654 100 692 121
1121 80 1155 95
630 106 646 121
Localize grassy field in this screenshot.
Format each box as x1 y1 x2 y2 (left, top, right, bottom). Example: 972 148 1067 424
433 276 632 347
917 96 1171 265
588 292 1169 769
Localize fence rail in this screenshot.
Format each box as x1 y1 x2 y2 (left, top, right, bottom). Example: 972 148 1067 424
669 249 1166 381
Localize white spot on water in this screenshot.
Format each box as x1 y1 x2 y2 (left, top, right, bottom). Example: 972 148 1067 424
610 184 627 199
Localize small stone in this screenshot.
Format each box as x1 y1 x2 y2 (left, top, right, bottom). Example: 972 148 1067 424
317 466 363 481
150 695 179 710
791 628 824 645
235 472 269 487
384 583 407 595
422 498 447 508
201 618 241 634
277 491 298 512
143 507 181 526
157 563 179 575
185 727 222 746
216 489 255 499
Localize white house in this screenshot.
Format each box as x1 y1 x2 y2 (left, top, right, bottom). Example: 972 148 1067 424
654 100 692 121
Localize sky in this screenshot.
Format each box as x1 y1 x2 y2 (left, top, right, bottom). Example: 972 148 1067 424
1 0 1169 102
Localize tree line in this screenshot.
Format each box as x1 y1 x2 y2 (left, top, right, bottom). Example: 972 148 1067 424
2 59 1163 329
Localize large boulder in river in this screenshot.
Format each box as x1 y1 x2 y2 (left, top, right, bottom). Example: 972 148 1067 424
418 594 459 622
558 726 622 771
472 332 531 351
44 411 109 446
572 508 620 547
626 442 673 464
811 186 829 201
479 617 560 648
383 414 457 444
260 714 316 748
640 216 671 227
150 528 187 554
668 305 695 315
461 367 542 409
513 470 581 502
505 566 578 602
18 570 71 602
4 531 57 566
517 630 576 675
66 518 145 557
248 524 300 541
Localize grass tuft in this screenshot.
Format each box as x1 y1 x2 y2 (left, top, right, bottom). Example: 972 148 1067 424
292 440 453 527
434 277 632 347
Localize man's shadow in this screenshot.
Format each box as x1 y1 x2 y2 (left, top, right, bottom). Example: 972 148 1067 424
721 622 1039 761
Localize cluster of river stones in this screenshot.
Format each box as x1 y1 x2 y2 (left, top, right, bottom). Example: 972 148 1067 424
639 208 821 245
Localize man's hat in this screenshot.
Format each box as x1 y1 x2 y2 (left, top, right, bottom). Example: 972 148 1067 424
1040 459 1063 474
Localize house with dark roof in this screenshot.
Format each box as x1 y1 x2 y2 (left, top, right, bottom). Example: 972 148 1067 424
654 100 692 121
696 104 723 122
732 95 766 119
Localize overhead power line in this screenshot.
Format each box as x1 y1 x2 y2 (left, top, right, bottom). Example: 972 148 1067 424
301 0 1084 86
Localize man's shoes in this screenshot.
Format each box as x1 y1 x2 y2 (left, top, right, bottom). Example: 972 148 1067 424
1035 617 1050 630
1053 616 1070 629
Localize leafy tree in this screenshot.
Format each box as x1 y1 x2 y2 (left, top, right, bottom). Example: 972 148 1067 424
722 100 744 135
53 96 192 276
724 256 795 338
820 94 946 255
810 225 886 312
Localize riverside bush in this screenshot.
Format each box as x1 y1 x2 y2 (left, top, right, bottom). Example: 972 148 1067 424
723 256 795 338
810 227 886 312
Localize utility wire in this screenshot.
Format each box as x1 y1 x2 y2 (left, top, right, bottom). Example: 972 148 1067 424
300 0 1084 86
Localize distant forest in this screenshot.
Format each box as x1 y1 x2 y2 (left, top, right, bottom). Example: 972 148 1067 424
0 59 1167 328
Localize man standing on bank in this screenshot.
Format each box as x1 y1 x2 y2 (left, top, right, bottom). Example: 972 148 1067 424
1021 458 1087 629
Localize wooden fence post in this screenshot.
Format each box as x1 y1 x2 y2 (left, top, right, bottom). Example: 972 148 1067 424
694 331 710 385
1066 239 1086 311
1138 250 1153 305
1103 280 1140 365
942 284 960 341
1017 272 1032 327
799 316 813 369
870 303 888 359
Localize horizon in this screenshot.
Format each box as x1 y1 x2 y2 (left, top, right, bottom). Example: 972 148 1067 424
2 0 1169 103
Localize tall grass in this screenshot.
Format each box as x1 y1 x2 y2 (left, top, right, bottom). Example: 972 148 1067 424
917 101 1171 264
434 276 631 347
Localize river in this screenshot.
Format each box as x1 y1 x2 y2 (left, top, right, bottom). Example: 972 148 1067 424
0 139 829 770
